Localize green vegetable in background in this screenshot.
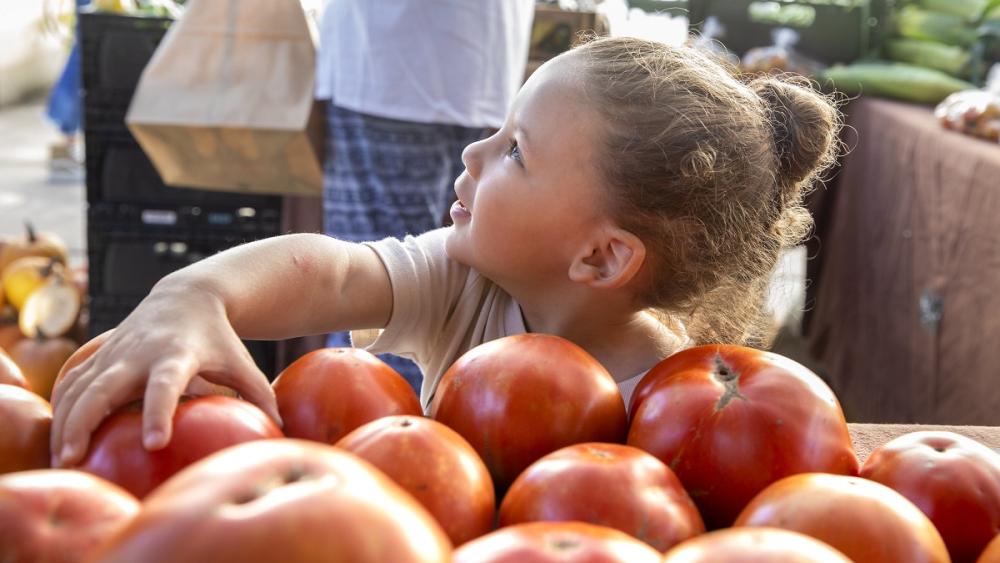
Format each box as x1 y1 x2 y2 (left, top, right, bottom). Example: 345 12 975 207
919 0 989 22
986 4 1000 22
896 6 979 47
885 39 972 77
822 61 975 104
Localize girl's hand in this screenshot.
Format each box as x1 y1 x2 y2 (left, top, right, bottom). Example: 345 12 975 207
49 286 282 468
48 232 394 468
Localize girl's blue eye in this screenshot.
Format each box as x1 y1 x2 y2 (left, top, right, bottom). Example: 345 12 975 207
507 139 522 163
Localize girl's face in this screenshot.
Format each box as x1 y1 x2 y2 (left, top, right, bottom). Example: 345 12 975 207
445 54 612 288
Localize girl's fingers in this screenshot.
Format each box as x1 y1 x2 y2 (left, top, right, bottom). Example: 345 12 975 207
57 366 141 468
50 351 99 415
210 347 281 427
141 357 197 450
50 359 104 466
51 329 116 409
233 369 282 428
51 327 268 468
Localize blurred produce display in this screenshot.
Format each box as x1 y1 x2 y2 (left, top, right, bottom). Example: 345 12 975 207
821 0 1000 103
687 0 891 67
0 225 84 401
822 61 974 104
895 5 977 48
644 0 998 104
885 38 971 77
91 0 183 17
935 64 1000 141
887 0 1000 83
741 27 826 76
0 225 79 336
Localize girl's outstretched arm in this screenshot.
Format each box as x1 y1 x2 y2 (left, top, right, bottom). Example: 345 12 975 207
50 233 392 467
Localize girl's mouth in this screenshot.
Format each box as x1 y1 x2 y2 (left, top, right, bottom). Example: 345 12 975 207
450 199 472 222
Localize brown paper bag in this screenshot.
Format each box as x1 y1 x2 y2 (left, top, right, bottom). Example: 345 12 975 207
126 0 323 196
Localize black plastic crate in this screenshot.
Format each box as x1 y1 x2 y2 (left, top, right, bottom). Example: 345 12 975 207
688 0 895 65
79 11 171 104
88 201 281 236
84 132 283 208
83 97 283 209
83 98 131 137
88 294 143 336
86 208 280 297
88 294 278 378
87 234 232 297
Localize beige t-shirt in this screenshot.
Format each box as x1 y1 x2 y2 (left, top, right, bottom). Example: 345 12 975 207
356 227 650 411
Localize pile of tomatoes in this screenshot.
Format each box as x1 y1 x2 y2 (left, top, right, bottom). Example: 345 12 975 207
1 332 998 562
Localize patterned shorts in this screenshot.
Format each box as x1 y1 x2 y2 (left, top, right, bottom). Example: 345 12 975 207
323 103 489 391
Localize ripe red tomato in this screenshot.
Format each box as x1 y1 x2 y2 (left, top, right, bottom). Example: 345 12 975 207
94 439 452 562
735 473 950 563
430 334 627 492
336 415 495 545
453 521 662 563
273 347 422 445
0 469 139 563
860 431 1000 563
76 395 282 498
979 534 1000 563
627 344 859 528
661 527 853 562
499 442 704 551
0 384 51 474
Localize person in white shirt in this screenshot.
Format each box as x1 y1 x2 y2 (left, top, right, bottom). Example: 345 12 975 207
315 0 535 390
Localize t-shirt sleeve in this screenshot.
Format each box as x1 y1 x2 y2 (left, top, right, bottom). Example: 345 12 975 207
356 227 471 366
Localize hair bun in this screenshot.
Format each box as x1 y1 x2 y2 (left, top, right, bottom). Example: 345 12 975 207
751 76 839 188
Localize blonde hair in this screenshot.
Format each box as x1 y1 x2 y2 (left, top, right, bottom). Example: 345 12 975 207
573 36 841 347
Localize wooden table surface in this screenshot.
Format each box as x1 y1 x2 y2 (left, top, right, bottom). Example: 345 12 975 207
849 423 1000 462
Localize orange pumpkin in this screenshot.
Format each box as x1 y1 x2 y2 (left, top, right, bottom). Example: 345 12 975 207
0 322 22 351
9 335 78 401
0 223 68 274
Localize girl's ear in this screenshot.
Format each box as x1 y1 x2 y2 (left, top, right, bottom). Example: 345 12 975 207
568 226 646 290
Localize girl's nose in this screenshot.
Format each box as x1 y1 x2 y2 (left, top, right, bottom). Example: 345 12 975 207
461 137 488 180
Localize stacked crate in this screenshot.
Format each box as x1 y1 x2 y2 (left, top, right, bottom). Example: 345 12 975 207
80 11 281 374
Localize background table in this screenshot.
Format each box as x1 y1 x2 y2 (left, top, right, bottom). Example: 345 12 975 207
805 97 1000 426
850 423 1000 461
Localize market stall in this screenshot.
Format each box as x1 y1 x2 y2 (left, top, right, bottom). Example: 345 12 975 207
2 1 1000 562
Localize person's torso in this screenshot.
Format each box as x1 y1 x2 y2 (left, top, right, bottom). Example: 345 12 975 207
316 0 535 128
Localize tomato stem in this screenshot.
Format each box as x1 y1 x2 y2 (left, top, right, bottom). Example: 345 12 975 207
713 355 744 410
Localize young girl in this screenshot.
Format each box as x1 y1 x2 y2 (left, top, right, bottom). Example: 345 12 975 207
51 36 839 467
